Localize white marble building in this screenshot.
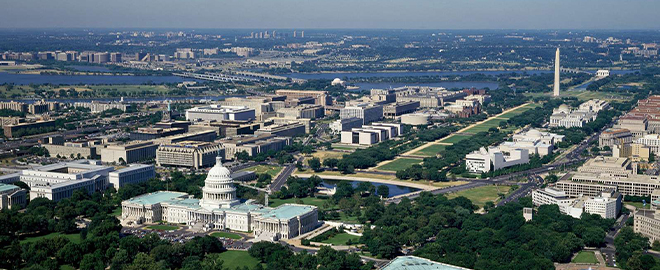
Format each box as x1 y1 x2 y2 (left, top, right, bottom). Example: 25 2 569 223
121 156 318 240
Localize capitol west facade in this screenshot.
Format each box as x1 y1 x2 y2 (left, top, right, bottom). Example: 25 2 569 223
121 156 318 240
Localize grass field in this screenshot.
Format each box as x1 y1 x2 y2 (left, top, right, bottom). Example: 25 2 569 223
625 201 651 210
269 196 331 209
497 103 540 119
440 135 472 144
212 251 261 269
446 185 512 207
240 165 283 177
308 151 345 162
20 232 81 244
413 144 447 157
147 225 179 231
376 158 422 171
210 231 242 240
463 118 506 134
321 233 361 246
572 251 599 264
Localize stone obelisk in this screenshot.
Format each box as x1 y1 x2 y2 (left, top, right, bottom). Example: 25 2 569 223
553 48 560 97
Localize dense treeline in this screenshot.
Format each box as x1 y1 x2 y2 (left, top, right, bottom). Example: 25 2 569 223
359 192 615 270
248 241 373 270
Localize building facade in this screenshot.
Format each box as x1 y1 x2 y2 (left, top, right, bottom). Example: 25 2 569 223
156 142 224 169
108 164 155 189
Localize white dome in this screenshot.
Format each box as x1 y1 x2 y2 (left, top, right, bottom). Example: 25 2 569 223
207 156 231 181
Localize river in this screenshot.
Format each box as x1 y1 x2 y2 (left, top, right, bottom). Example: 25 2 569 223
0 71 198 85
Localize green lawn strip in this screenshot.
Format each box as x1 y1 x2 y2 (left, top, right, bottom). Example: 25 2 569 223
571 251 599 264
239 165 283 177
376 158 422 171
210 231 242 240
269 196 332 210
212 251 261 269
146 225 179 231
320 233 361 246
625 201 651 210
20 232 81 244
446 185 512 207
413 144 447 157
440 135 472 144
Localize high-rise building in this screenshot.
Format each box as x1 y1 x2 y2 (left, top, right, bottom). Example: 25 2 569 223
553 48 560 97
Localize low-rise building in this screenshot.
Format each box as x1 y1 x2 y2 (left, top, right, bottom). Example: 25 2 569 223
101 141 159 164
108 164 155 189
599 128 634 147
73 101 132 113
4 120 57 138
186 105 256 122
218 134 291 160
636 134 660 154
400 113 430 125
0 183 26 210
340 122 402 146
383 101 420 118
532 187 621 219
156 142 224 169
130 127 186 141
340 104 383 125
254 122 306 137
465 146 529 173
634 209 660 243
276 104 324 119
329 117 363 133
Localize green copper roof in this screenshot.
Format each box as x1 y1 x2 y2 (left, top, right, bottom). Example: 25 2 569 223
0 183 19 193
125 191 188 205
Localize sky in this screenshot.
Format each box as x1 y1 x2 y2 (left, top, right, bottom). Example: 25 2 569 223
3 0 660 29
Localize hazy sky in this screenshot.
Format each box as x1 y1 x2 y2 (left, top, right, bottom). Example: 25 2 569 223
3 0 660 29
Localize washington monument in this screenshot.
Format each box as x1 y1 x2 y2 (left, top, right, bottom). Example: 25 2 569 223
553 48 560 97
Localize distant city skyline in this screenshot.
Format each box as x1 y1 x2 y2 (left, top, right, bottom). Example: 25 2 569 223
2 0 660 29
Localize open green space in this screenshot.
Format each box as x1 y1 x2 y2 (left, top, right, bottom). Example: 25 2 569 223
376 158 422 171
269 196 332 209
321 233 361 246
332 145 360 151
625 201 651 210
211 251 261 269
440 135 472 144
146 225 179 231
20 232 81 244
524 91 628 102
210 231 242 240
413 144 448 157
446 185 512 207
240 164 283 177
571 250 599 264
463 118 506 134
497 103 540 119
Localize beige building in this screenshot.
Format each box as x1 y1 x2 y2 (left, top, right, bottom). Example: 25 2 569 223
599 128 634 147
101 141 158 164
276 105 324 119
44 141 99 159
156 142 224 169
613 142 651 161
217 134 292 160
634 209 660 243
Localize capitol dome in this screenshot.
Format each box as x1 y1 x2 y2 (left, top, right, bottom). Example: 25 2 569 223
200 155 240 209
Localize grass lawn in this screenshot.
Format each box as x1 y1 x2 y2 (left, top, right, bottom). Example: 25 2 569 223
413 144 447 157
269 196 331 209
572 251 599 264
212 251 261 269
446 185 512 207
625 201 651 210
440 135 472 144
376 158 422 172
321 233 360 246
147 225 179 231
210 231 242 240
307 151 345 162
240 164 283 177
463 119 506 134
20 232 81 244
497 104 539 119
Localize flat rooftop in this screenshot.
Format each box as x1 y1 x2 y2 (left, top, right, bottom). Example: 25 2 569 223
124 191 189 205
259 204 315 220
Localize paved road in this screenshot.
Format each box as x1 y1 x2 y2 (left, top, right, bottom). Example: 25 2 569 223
270 156 302 191
601 213 629 267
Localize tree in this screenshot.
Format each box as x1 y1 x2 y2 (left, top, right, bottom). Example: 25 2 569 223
376 185 390 198
236 151 250 162
80 253 104 270
324 158 339 169
118 157 126 165
308 157 322 172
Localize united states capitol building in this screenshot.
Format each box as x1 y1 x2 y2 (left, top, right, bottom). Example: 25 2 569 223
121 156 318 240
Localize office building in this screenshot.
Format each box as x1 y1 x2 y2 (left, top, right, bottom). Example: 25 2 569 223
4 120 57 138
217 134 291 160
532 187 584 218
130 127 186 140
340 122 402 146
74 101 132 113
370 89 396 104
108 164 155 189
156 142 224 169
186 105 256 122
44 141 99 159
383 101 420 118
635 210 660 244
532 187 621 219
340 104 383 125
121 157 318 240
101 141 159 164
599 128 634 147
0 183 26 210
153 130 217 144
275 90 331 106
254 122 306 137
329 117 363 133
465 146 529 173
613 142 651 161
276 104 324 119
636 134 660 154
